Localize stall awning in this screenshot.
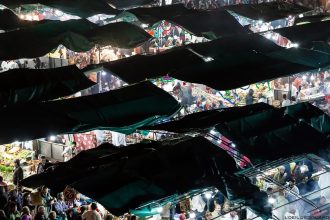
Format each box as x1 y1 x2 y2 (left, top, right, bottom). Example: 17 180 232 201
294 14 330 25
128 4 248 38
0 81 180 144
0 20 151 60
224 2 311 22
141 103 273 133
274 20 330 47
22 136 271 218
141 102 330 164
0 65 95 106
89 33 330 90
1 0 118 18
106 0 156 9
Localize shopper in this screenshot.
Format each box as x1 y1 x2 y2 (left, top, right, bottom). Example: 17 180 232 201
13 160 23 186
273 166 289 185
53 193 68 220
7 203 20 220
82 203 101 220
22 193 33 212
48 211 56 220
34 206 47 220
21 206 31 220
40 187 54 215
257 93 267 104
281 94 290 107
245 89 254 105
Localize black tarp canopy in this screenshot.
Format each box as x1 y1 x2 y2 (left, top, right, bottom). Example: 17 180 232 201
0 0 118 18
224 2 311 22
274 20 330 47
22 136 271 219
87 33 330 90
0 81 180 144
128 4 248 38
0 65 95 106
213 103 330 163
141 103 274 133
105 0 156 9
0 19 151 60
294 14 330 25
141 103 330 164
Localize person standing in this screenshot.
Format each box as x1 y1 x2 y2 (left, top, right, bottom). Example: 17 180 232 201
62 142 76 162
281 94 291 107
21 206 32 220
82 203 101 220
37 156 51 174
54 193 68 220
13 159 23 186
245 89 254 105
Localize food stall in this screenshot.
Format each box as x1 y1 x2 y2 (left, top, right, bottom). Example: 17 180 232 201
0 142 35 182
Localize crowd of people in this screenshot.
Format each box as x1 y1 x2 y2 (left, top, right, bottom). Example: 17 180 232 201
0 154 120 220
254 159 330 219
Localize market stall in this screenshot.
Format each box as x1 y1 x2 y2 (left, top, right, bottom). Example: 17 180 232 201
0 141 35 183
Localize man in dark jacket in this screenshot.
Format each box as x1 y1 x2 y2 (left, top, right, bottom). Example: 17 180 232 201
13 159 23 186
37 156 51 174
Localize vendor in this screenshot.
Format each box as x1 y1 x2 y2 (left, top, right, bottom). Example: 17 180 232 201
62 142 76 162
13 159 23 186
37 156 51 174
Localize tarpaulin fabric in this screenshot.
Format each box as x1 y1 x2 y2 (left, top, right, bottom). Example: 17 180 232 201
0 0 118 18
90 33 330 90
285 102 330 135
224 122 329 164
224 2 311 22
141 103 273 133
128 4 248 38
274 20 330 47
0 20 151 60
212 103 330 164
294 14 330 25
22 136 271 218
105 0 156 9
0 81 180 144
0 65 95 106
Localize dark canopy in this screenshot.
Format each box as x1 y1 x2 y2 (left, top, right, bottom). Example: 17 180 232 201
0 81 180 144
88 34 330 90
294 14 330 25
141 103 273 133
224 2 311 22
0 0 118 18
22 136 271 218
105 0 156 9
0 20 151 60
128 4 248 38
214 103 330 163
274 20 330 47
141 102 330 164
0 65 95 106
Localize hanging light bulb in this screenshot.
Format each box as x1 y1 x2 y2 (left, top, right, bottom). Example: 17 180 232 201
205 192 212 199
156 207 163 213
